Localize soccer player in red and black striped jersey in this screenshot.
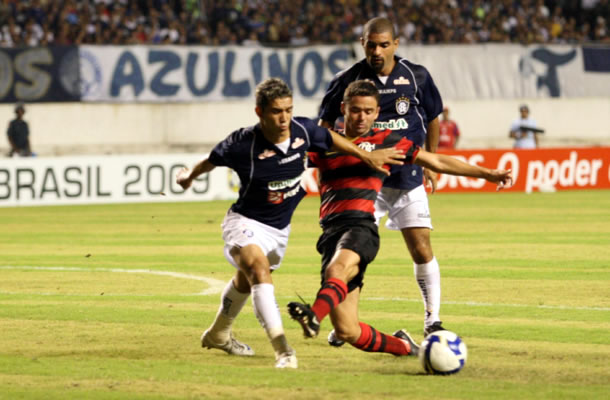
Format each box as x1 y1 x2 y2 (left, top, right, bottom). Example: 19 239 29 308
288 80 512 358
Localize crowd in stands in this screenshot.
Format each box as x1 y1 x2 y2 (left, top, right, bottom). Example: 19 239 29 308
0 0 608 47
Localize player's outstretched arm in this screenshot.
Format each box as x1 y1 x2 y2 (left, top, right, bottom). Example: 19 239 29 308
328 130 404 176
415 150 513 191
176 159 216 190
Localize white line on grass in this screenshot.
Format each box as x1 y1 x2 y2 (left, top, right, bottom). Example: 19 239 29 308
1 266 608 312
0 266 226 296
362 296 610 312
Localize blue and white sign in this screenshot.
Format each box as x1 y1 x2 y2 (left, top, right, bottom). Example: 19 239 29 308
79 45 351 102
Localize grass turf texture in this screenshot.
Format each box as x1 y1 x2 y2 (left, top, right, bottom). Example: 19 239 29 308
0 191 608 399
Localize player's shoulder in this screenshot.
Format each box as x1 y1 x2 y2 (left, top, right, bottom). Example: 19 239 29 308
396 56 433 77
333 59 369 83
291 116 318 132
224 125 256 147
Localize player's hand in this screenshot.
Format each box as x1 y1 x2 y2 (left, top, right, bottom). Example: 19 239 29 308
366 147 405 176
424 168 438 194
488 169 513 191
176 167 193 190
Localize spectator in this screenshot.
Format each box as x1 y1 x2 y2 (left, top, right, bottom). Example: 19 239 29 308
0 0 608 46
509 104 542 149
438 106 460 150
6 102 32 157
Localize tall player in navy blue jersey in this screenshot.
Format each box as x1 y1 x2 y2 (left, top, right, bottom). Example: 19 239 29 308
176 78 404 369
319 17 449 337
289 80 512 356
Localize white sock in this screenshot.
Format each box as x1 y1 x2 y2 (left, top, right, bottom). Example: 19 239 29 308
251 283 288 354
414 257 441 327
207 279 250 342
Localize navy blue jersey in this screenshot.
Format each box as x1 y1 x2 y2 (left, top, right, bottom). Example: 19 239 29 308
319 56 443 190
209 117 334 230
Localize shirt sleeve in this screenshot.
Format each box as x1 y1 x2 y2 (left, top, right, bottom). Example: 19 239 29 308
318 75 345 125
418 69 443 122
7 121 15 139
208 130 241 168
299 118 334 152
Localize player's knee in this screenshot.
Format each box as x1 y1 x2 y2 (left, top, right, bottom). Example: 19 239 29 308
411 246 433 264
407 238 433 263
334 325 360 343
325 262 355 281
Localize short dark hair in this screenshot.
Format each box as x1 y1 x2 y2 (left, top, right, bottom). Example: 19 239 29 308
255 78 292 111
343 80 380 106
363 17 396 40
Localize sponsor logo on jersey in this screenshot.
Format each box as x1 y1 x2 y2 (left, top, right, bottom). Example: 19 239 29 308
291 137 305 149
258 149 276 159
379 88 397 94
278 153 300 165
358 141 376 152
267 185 301 204
395 97 410 115
393 76 411 85
268 173 303 190
373 118 408 130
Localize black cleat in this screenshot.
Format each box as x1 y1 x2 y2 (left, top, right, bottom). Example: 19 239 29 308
423 321 446 337
287 302 320 338
393 329 419 357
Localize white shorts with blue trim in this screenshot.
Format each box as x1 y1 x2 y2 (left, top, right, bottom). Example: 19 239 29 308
221 210 291 271
374 185 434 230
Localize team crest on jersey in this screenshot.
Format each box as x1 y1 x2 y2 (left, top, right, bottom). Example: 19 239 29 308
393 76 411 85
358 141 376 152
258 149 276 159
291 137 305 149
395 97 410 115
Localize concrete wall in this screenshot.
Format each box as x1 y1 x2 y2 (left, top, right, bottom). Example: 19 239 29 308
1 97 608 156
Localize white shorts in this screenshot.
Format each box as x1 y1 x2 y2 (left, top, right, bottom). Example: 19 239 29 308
374 185 433 230
221 210 291 271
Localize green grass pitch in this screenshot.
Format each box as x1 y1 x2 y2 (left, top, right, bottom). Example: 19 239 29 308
0 191 609 399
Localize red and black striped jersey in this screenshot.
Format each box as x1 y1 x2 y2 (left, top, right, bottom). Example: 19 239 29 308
309 128 419 228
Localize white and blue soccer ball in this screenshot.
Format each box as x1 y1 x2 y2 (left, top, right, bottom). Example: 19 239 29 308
419 330 467 375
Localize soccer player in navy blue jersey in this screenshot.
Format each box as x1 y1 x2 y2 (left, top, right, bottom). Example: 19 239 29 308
176 78 404 369
319 16 449 336
289 80 512 356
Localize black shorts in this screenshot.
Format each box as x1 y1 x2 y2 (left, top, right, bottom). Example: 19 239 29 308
316 219 380 292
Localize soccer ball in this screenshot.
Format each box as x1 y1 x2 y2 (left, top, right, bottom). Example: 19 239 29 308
419 330 467 375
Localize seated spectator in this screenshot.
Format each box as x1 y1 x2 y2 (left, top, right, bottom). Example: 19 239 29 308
0 0 607 46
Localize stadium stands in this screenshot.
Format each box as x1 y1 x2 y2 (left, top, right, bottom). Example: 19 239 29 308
0 0 608 47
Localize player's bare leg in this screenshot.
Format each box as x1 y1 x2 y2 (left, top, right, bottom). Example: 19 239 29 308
330 286 417 356
288 249 357 337
234 245 296 368
201 269 254 356
401 227 444 335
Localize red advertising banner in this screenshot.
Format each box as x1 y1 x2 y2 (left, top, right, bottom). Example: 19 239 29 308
435 147 610 193
303 147 610 194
